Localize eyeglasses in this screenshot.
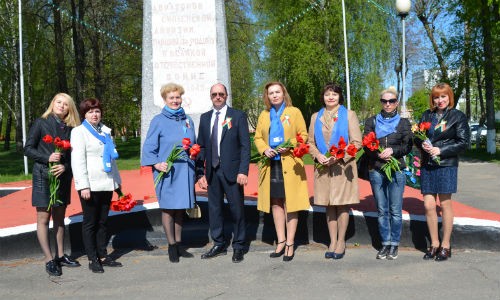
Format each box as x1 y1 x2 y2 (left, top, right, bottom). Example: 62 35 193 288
380 98 397 104
211 92 226 98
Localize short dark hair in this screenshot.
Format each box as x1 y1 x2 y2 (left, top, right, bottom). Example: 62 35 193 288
321 83 344 105
79 98 102 119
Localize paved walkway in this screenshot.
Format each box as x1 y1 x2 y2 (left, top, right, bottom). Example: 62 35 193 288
1 245 499 299
454 160 500 214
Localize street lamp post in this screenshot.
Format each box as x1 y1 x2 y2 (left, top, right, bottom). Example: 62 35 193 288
396 0 411 118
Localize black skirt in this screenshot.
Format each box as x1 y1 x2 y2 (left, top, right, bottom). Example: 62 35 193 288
270 160 285 198
31 162 72 207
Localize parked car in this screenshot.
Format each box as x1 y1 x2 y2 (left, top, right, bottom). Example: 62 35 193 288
470 123 487 144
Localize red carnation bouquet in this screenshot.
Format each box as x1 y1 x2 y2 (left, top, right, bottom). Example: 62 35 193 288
154 138 200 188
292 133 309 158
42 134 71 210
258 133 309 172
357 132 401 181
110 188 136 212
412 122 440 164
315 136 358 170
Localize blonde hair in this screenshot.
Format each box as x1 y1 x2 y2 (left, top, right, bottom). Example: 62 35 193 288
430 83 454 109
262 81 293 111
380 86 398 99
41 93 81 127
160 82 185 100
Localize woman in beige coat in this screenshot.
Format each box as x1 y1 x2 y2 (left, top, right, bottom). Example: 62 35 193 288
254 82 310 262
308 83 362 259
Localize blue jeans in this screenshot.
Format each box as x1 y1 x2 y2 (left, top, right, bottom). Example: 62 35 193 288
369 170 406 246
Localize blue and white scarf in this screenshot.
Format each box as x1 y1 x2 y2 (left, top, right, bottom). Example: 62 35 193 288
268 103 285 160
82 120 119 173
314 105 349 154
375 112 400 138
162 106 192 134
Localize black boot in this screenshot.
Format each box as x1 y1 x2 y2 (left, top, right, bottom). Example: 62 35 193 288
177 243 194 258
168 244 179 263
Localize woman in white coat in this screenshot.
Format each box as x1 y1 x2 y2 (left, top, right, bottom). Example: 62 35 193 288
71 98 123 273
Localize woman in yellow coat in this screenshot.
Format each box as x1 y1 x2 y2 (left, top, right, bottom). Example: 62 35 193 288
254 81 310 262
308 83 362 260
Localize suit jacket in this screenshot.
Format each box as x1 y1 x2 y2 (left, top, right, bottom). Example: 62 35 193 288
71 123 121 192
196 106 251 183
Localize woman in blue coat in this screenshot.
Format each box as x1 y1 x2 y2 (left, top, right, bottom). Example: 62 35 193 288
141 83 197 263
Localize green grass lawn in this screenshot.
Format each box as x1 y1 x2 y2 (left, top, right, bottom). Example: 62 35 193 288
0 144 31 183
0 138 144 183
114 137 142 170
463 146 500 162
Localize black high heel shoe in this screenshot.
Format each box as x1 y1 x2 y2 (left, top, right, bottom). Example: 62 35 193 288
423 246 439 260
283 244 295 262
435 247 452 262
270 240 286 258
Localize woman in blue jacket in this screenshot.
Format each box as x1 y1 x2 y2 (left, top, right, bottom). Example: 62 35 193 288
142 83 197 263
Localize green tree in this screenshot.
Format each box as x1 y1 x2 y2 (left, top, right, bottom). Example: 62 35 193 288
407 88 429 122
225 0 261 129
252 0 394 122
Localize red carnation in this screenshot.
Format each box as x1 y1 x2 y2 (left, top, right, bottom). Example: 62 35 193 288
293 143 309 158
419 122 431 131
60 140 71 150
346 144 358 157
329 145 345 159
296 133 304 144
189 144 201 159
42 134 53 144
182 138 191 150
363 132 379 152
337 136 347 150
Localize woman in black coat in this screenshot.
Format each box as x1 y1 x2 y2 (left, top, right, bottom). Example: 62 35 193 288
415 83 469 261
24 93 81 276
364 86 413 260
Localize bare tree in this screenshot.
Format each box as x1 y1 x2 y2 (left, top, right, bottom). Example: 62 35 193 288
414 0 450 83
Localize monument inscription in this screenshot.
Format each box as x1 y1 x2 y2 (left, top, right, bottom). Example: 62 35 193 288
141 0 231 147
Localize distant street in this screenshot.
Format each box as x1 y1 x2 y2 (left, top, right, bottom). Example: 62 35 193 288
455 160 500 213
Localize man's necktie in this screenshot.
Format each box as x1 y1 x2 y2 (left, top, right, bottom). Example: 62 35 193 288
211 111 220 168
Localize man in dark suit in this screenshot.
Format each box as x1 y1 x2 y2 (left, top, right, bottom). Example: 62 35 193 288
196 83 251 263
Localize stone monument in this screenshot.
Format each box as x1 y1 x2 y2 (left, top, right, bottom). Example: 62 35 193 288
141 0 231 148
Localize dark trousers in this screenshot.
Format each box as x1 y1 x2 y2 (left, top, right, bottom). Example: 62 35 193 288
208 167 246 250
79 191 112 260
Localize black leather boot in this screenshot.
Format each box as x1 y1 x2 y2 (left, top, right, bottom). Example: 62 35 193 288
168 244 179 263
